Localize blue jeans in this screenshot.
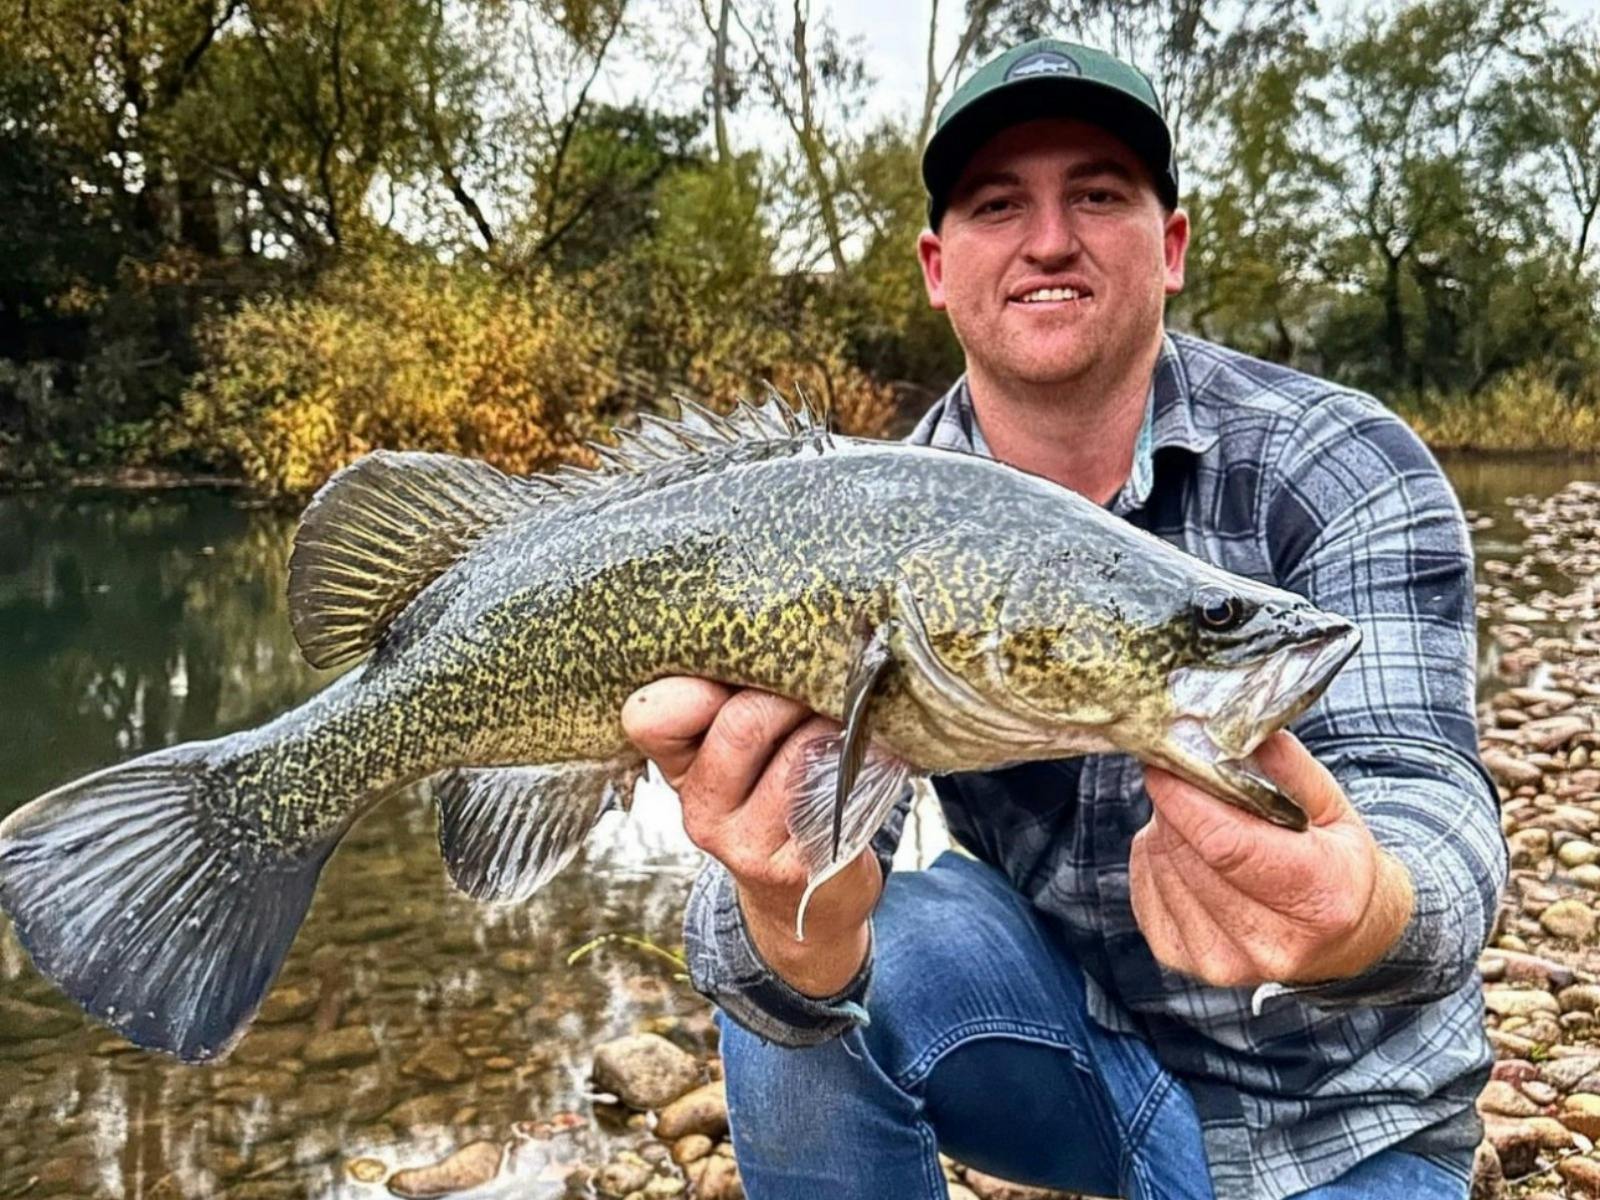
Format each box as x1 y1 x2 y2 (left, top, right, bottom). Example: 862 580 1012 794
720 852 1472 1200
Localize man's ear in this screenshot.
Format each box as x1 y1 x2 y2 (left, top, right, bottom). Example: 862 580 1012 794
917 230 947 311
1163 207 1190 296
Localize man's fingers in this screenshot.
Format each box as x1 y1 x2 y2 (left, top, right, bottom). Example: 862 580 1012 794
622 677 735 788
731 714 844 862
681 689 816 823
1129 832 1196 976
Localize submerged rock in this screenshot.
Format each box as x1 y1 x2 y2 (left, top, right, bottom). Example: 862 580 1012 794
592 1034 701 1111
386 1140 503 1198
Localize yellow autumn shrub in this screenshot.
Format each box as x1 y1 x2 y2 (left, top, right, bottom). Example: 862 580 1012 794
1394 368 1600 454
175 251 899 499
175 256 627 497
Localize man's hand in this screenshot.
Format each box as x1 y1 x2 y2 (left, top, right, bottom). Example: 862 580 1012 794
1130 731 1415 989
621 677 882 998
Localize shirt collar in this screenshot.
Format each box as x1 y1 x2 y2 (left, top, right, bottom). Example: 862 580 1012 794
908 334 1218 514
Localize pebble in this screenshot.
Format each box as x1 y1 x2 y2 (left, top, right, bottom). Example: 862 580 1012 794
401 1039 467 1084
387 1140 503 1198
1540 898 1597 941
256 983 319 1025
655 1082 729 1141
1557 1153 1600 1195
0 998 79 1042
595 1155 653 1197
672 1135 713 1165
1484 989 1561 1018
1563 1094 1600 1140
345 1157 387 1183
1485 749 1544 788
694 1154 744 1200
302 1026 379 1068
1509 828 1553 865
1477 1080 1540 1118
592 1035 703 1111
1561 841 1600 867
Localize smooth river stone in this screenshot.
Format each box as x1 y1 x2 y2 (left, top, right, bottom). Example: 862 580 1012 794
1561 1094 1600 1140
302 1025 379 1067
386 1140 503 1198
655 1081 729 1140
1541 899 1598 941
1484 989 1561 1019
1478 1080 1541 1118
592 1034 702 1110
1509 828 1553 866
1561 841 1600 868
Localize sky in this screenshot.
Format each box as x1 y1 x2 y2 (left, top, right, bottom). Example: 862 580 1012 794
599 0 1600 165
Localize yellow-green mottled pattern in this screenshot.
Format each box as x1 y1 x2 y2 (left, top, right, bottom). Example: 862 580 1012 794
216 432 1302 854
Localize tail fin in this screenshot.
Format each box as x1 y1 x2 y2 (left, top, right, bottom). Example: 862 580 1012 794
0 743 342 1063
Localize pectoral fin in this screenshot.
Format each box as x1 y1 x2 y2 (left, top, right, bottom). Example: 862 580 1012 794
785 623 909 939
433 759 642 903
833 623 895 861
787 738 911 940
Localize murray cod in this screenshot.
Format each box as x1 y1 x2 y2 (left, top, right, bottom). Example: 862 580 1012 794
0 395 1360 1062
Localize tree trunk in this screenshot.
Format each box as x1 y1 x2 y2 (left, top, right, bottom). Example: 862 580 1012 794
713 0 733 163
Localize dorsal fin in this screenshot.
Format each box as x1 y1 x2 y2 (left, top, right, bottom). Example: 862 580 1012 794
287 391 830 669
288 451 542 669
580 388 828 483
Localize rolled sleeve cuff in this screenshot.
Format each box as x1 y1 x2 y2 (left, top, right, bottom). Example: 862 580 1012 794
683 860 873 1047
1253 763 1504 1012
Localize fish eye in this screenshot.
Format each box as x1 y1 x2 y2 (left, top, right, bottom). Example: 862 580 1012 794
1194 590 1248 633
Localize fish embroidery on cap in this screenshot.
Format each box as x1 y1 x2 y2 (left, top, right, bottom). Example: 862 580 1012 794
1006 50 1082 79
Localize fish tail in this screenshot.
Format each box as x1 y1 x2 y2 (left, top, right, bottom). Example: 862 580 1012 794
0 738 345 1062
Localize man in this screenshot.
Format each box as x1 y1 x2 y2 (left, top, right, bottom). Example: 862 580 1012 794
622 38 1506 1200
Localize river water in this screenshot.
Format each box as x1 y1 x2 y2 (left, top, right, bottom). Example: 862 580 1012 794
0 455 1591 1199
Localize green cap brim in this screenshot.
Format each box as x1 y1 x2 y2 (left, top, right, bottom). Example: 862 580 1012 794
922 76 1178 228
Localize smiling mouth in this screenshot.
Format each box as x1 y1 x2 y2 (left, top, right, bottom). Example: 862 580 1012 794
1011 286 1093 306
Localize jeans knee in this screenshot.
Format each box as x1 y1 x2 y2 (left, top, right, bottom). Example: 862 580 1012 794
720 1016 917 1163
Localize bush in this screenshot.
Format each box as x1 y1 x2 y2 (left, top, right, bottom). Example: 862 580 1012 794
1392 368 1600 453
173 255 631 497
172 250 901 499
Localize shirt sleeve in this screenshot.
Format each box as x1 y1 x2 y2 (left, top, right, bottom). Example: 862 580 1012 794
681 787 912 1046
1256 394 1508 1009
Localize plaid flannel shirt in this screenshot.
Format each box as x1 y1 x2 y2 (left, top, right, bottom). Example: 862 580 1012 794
683 331 1506 1200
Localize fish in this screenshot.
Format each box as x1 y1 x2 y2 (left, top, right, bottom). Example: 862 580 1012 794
0 393 1359 1063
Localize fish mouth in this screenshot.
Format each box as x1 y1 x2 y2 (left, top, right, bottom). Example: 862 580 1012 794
1167 618 1362 762
1148 619 1359 829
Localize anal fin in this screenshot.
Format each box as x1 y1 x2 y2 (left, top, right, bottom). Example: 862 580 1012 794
433 760 642 903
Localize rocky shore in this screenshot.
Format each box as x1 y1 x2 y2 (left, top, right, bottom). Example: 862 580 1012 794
1465 480 1600 1199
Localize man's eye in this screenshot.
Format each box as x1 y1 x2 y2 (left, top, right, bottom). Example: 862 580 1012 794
1079 189 1118 206
975 197 1015 215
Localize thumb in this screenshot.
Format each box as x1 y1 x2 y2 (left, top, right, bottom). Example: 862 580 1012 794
1249 731 1353 828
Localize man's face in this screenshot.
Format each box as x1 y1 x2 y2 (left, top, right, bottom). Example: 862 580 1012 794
918 118 1189 391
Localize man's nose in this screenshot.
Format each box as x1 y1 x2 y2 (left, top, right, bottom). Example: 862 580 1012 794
1022 206 1081 266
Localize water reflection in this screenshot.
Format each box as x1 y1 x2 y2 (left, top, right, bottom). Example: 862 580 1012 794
0 490 707 1200
0 458 1591 1199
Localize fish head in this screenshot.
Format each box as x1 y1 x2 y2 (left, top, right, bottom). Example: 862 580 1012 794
992 537 1360 825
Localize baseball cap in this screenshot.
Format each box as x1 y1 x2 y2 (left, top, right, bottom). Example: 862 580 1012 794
922 38 1179 228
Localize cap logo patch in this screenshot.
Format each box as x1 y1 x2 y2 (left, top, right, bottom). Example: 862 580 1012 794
1006 51 1082 80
